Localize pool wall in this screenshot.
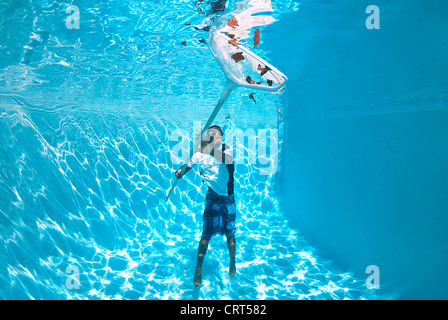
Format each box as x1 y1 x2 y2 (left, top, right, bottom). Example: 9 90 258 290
275 0 448 299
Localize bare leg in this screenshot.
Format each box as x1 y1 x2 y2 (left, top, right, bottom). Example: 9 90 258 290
226 235 236 278
193 236 211 288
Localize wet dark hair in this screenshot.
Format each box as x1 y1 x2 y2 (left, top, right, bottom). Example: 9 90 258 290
208 125 223 136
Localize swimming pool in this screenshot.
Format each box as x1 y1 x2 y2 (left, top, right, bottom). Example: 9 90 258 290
1 0 446 300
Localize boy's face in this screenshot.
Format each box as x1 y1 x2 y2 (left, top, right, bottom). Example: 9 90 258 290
200 128 222 150
206 128 222 146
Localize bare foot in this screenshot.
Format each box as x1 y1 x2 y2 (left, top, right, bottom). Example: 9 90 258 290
193 268 202 288
229 261 236 278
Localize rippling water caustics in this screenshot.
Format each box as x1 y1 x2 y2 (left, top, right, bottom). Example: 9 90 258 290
1 0 380 299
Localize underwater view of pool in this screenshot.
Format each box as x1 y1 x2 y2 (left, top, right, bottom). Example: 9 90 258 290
1 0 447 300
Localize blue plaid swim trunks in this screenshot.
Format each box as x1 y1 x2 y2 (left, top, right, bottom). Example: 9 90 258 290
202 188 236 237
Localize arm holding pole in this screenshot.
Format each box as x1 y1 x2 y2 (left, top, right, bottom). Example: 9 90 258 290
166 81 235 202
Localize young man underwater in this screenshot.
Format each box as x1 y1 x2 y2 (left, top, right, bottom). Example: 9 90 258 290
175 125 236 288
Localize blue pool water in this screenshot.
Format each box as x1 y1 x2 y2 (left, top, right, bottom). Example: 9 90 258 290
1 0 446 300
